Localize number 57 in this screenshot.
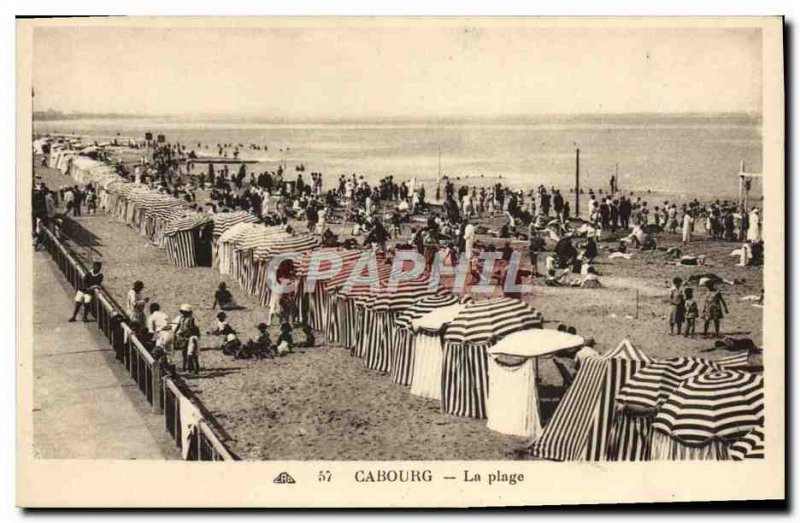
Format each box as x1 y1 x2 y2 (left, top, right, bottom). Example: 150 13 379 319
318 470 332 482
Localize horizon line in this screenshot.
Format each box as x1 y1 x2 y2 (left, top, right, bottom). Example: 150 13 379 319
32 109 763 124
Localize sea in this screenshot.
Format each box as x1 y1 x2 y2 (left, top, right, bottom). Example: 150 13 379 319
33 114 762 200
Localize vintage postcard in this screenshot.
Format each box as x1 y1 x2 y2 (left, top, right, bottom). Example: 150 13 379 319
16 16 784 507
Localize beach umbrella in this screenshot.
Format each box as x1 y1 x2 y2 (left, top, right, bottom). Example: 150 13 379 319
616 357 722 413
444 297 543 346
653 369 764 449
607 356 722 461
529 338 653 462
728 427 765 461
395 293 463 331
441 298 543 419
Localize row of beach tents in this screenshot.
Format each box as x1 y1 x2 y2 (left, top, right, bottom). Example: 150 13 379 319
47 149 765 461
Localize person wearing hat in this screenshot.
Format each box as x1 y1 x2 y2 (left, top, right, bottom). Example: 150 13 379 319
173 303 197 371
69 261 103 322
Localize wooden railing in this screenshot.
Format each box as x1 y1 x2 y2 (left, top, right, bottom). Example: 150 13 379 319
39 225 237 461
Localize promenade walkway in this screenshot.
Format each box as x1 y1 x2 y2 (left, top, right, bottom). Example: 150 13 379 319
32 250 178 459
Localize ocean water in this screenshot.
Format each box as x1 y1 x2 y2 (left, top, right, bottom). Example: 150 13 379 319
33 114 762 199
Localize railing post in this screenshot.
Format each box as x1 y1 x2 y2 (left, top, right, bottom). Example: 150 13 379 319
152 362 163 414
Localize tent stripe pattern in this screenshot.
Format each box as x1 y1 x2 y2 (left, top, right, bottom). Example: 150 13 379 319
653 370 764 445
444 298 542 345
441 298 542 419
391 293 461 386
715 352 752 369
163 214 213 268
441 342 491 419
528 340 651 461
728 427 765 460
395 294 461 331
615 357 721 411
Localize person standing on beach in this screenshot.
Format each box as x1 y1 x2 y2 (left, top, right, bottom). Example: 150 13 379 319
126 280 149 332
701 282 728 338
463 219 476 261
618 196 631 230
668 277 685 335
682 210 694 244
173 304 197 372
683 288 698 338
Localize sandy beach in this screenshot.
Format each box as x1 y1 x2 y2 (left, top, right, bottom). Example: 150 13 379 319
34 156 763 461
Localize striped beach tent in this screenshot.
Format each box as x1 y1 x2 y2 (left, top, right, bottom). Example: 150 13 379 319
251 234 319 307
528 339 652 461
651 370 764 460
330 259 399 352
363 277 439 377
393 293 462 387
163 213 213 268
728 427 765 460
209 211 260 268
296 249 364 333
441 298 543 419
608 357 721 461
408 301 470 401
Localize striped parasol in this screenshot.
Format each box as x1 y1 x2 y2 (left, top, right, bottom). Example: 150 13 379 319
715 352 753 370
616 357 721 412
728 427 765 460
443 297 543 345
372 276 439 312
395 293 463 330
653 369 764 446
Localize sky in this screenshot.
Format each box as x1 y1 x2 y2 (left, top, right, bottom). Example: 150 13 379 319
31 23 762 120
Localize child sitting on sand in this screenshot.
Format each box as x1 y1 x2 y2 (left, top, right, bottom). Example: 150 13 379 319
212 282 241 311
276 322 294 356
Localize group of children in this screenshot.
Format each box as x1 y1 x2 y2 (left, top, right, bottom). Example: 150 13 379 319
668 277 730 338
209 311 314 361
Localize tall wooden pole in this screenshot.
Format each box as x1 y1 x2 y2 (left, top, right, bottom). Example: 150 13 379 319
575 148 581 217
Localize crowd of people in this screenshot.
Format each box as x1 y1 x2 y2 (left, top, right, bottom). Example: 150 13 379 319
36 137 766 380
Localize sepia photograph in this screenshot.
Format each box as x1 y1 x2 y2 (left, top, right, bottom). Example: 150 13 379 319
15 15 785 507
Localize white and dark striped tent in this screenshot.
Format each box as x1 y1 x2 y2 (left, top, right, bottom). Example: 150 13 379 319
163 213 214 268
608 357 722 461
325 256 393 351
528 339 653 461
251 234 320 307
296 249 365 333
728 427 765 460
363 278 439 377
209 211 260 268
651 369 764 461
441 298 543 419
394 293 462 387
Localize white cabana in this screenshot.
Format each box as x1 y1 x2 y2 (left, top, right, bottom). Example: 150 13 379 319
409 303 468 401
486 329 584 438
